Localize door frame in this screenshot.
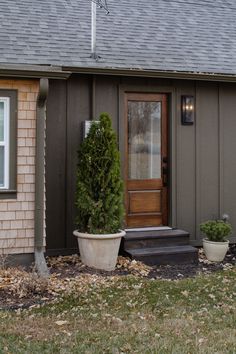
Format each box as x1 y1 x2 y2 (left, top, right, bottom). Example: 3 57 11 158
118 84 176 228
124 92 168 227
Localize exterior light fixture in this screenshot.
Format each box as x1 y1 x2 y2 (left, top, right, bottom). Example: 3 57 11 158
181 95 194 125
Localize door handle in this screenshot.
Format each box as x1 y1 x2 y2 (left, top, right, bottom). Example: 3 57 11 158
162 166 168 186
162 157 168 164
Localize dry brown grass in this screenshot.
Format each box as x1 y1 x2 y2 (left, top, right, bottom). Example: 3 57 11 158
0 268 235 353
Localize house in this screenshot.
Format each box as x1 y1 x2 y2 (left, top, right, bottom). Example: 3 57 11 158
0 0 236 265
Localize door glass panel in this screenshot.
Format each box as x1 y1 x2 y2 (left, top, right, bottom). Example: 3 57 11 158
0 102 4 141
0 146 4 187
128 101 161 179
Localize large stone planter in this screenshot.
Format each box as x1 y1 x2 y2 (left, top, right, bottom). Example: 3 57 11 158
203 238 229 262
73 230 126 271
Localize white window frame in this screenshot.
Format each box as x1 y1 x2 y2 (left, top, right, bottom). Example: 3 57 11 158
0 97 10 189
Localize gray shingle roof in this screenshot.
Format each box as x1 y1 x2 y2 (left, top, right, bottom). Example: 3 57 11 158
1 0 236 75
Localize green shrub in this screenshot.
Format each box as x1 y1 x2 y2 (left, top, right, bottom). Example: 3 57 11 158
75 113 124 234
200 220 232 242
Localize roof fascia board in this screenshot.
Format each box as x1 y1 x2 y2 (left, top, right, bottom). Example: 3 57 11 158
0 64 71 79
64 66 236 83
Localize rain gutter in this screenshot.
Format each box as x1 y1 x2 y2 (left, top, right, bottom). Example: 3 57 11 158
0 64 71 79
63 66 236 83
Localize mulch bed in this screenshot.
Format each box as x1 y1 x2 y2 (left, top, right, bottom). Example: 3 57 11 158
49 245 236 279
0 245 235 311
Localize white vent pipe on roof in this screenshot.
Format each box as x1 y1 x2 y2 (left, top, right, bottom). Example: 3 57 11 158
91 1 97 59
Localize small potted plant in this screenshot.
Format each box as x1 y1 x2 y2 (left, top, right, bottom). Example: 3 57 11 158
73 113 125 271
200 217 232 262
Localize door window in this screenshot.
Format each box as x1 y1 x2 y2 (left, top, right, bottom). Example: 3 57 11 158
128 101 161 179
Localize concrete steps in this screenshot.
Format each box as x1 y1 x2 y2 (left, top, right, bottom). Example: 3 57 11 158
121 229 198 265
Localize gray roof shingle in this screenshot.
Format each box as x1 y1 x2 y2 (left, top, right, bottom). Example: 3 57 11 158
1 0 236 75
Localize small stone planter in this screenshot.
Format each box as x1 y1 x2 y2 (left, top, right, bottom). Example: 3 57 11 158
73 230 126 271
203 239 229 262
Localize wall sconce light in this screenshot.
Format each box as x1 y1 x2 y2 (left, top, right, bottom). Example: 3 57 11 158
181 95 194 125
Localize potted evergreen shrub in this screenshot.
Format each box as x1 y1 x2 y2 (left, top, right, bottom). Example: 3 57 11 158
200 218 232 262
73 113 125 271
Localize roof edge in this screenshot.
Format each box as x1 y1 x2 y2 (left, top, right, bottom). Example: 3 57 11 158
64 66 236 82
1 64 236 83
0 64 71 79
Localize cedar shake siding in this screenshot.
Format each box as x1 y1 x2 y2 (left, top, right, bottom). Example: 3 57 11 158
0 79 44 255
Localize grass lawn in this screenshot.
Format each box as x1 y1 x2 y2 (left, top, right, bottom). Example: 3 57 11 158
0 268 235 354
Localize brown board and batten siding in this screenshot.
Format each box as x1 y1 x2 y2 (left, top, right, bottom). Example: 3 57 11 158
219 84 236 232
46 80 67 252
46 75 120 255
46 74 236 254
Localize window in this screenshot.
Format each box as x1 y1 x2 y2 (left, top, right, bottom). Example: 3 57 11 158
0 98 10 189
0 90 17 197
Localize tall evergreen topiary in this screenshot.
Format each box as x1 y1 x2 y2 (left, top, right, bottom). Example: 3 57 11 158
75 113 124 234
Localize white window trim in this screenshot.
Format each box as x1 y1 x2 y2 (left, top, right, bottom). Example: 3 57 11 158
0 97 10 189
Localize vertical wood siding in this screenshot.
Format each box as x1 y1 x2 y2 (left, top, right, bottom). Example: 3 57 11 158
46 75 236 253
175 81 196 241
195 82 219 242
219 84 236 243
46 80 67 251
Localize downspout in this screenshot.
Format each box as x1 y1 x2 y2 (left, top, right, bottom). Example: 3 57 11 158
34 78 49 277
91 75 96 119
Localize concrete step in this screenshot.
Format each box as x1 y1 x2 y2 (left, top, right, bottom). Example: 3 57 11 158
126 245 198 265
123 229 190 250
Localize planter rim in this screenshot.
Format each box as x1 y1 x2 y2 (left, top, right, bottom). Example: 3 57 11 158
203 238 229 246
73 229 126 240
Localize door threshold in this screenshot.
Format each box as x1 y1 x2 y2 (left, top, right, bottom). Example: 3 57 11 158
125 226 172 232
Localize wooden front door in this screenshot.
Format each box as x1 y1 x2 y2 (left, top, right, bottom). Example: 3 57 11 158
125 93 168 228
